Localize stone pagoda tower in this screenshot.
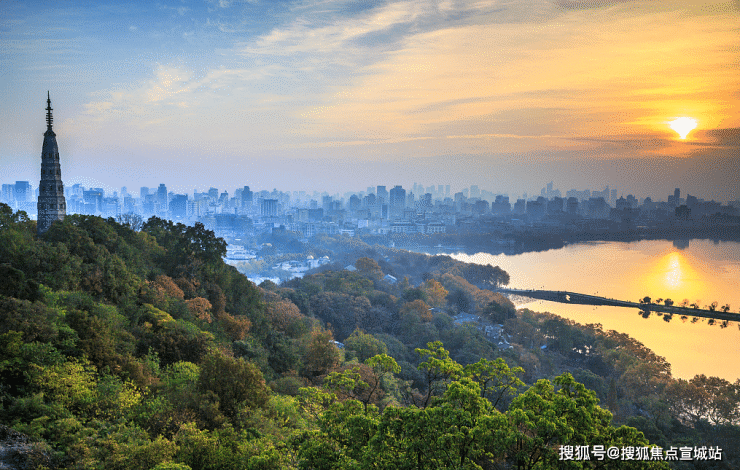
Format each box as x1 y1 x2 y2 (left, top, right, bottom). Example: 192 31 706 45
37 92 66 235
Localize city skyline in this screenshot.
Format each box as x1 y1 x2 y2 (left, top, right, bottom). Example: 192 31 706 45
2 0 738 201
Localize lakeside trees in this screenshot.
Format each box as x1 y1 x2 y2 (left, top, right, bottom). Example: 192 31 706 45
0 204 738 469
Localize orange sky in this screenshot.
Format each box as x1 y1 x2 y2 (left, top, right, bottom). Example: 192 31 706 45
2 0 738 198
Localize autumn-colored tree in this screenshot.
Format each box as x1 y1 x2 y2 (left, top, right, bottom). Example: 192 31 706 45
153 275 185 300
185 297 213 323
174 276 199 298
304 327 340 379
400 298 432 322
355 257 383 280
216 311 251 341
423 278 448 308
266 298 306 338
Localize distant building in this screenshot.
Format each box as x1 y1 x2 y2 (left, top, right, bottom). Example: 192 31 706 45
14 181 31 203
389 185 406 219
675 205 691 220
37 93 66 235
349 194 361 210
616 196 630 211
261 199 278 217
526 198 546 219
548 197 564 214
83 189 103 214
157 184 168 213
566 197 579 214
241 186 253 209
473 199 489 215
170 194 188 218
1 184 14 204
376 185 388 204
514 199 526 215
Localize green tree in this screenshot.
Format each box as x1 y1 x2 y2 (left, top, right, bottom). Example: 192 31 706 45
412 341 463 408
501 373 669 469
197 353 270 420
344 329 388 363
463 357 524 410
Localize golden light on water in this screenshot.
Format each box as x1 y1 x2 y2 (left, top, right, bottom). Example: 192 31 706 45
668 117 698 139
665 252 683 289
640 251 707 303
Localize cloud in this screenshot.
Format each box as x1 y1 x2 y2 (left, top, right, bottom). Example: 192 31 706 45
554 0 638 10
11 0 736 194
258 1 737 157
207 0 259 8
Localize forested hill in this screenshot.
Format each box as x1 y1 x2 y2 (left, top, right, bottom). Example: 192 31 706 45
0 204 737 469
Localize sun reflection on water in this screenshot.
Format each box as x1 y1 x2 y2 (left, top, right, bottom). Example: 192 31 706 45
640 250 707 304
665 252 683 289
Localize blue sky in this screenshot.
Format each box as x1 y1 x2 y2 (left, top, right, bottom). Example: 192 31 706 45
2 0 738 200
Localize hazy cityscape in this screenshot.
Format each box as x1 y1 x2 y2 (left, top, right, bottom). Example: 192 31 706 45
4 178 738 241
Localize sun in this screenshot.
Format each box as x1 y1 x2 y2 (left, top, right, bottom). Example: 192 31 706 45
668 117 698 139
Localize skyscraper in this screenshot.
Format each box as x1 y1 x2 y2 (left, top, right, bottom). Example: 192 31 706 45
157 184 168 212
389 185 406 220
37 92 66 235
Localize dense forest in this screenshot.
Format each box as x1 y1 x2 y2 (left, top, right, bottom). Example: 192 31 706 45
1 203 738 469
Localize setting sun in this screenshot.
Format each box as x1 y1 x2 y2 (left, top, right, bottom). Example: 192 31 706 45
669 117 698 139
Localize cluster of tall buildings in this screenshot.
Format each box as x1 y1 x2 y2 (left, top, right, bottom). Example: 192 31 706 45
3 95 739 239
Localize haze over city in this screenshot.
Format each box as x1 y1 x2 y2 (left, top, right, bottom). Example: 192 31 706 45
2 0 738 201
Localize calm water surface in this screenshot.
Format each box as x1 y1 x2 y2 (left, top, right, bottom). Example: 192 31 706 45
448 239 740 382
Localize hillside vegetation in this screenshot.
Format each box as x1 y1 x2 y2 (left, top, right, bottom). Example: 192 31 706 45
0 203 737 469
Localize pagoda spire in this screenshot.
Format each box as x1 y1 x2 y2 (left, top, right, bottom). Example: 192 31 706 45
46 91 54 132
38 92 66 235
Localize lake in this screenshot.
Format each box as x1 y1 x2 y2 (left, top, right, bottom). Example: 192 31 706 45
445 239 740 382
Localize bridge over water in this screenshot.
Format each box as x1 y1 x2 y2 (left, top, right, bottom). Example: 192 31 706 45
496 288 740 323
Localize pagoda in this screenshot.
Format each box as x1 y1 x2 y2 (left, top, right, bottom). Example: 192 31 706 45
37 92 66 235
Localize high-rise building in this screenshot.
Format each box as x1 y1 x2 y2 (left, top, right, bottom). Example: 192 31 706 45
1 184 13 204
83 188 103 214
37 93 66 235
376 186 388 204
389 185 406 219
241 186 253 209
14 181 31 202
208 187 219 202
170 194 188 218
389 185 406 208
261 199 278 217
157 184 168 212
